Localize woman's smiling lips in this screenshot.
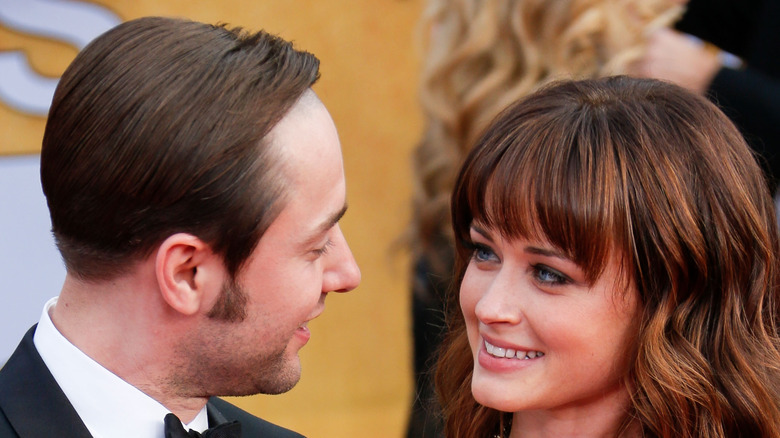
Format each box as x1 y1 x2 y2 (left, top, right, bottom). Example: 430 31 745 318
477 336 545 371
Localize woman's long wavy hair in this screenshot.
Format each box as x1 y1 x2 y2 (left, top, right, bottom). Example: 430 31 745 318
409 0 683 280
436 76 780 437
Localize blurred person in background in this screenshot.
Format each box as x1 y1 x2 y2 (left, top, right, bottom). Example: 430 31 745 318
632 0 780 190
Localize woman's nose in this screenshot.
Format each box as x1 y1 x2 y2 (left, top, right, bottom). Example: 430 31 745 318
473 271 523 325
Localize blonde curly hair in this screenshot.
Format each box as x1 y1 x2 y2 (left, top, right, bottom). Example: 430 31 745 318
410 0 683 279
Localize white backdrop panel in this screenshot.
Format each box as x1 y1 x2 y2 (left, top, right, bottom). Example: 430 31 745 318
0 154 65 362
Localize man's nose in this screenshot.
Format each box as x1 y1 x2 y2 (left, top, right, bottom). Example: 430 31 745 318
323 225 361 293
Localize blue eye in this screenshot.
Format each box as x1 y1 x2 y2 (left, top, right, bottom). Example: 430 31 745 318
470 243 499 263
532 264 570 285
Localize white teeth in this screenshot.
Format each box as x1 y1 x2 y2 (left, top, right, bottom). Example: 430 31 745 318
484 339 543 360
523 351 545 360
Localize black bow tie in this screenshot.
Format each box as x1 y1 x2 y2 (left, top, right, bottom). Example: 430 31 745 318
164 413 242 438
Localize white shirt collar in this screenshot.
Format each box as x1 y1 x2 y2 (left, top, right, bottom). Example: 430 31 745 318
33 296 209 438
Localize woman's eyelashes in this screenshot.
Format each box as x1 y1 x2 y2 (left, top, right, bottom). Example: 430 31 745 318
465 238 575 286
465 241 500 263
530 264 571 286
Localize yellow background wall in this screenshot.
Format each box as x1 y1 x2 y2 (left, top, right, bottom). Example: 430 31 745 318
0 1 423 436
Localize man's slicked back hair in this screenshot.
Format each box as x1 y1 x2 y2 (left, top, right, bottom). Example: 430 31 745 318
41 16 321 280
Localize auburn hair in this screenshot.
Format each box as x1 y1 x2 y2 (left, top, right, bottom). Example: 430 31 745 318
437 76 780 437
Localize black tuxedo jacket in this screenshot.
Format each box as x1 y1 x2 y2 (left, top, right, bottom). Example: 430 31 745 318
0 326 304 437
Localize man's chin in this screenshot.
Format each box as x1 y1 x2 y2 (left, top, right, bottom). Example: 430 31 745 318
214 347 303 396
247 357 302 396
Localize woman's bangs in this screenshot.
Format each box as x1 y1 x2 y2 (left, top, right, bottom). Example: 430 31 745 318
470 119 621 283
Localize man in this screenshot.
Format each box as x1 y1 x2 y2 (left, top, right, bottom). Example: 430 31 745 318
0 16 360 437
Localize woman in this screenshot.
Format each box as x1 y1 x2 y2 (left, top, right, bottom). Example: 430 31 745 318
436 76 780 437
407 2 683 434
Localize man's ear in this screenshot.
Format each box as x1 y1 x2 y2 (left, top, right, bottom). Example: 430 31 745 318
155 233 224 316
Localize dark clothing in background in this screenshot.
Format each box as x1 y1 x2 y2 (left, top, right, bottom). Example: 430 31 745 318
407 257 448 438
677 0 780 189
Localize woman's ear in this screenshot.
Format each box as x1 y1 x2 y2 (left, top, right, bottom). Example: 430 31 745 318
155 233 224 316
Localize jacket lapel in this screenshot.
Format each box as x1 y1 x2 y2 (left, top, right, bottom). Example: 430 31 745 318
206 397 230 427
0 325 93 438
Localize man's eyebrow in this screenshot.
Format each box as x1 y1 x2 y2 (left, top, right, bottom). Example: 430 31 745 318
321 203 348 233
302 203 348 246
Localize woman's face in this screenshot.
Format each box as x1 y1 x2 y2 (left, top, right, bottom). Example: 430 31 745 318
461 223 638 420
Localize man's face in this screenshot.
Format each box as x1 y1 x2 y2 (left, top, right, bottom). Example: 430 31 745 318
184 91 361 396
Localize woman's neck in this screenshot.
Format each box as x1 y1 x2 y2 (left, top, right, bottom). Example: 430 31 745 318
508 389 638 438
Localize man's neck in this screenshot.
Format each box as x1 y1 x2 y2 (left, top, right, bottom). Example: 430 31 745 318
51 273 208 423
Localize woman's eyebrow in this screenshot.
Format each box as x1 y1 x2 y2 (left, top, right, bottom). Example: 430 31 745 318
525 246 568 260
470 224 494 242
471 224 569 260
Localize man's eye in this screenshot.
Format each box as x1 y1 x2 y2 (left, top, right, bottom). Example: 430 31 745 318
314 239 334 256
